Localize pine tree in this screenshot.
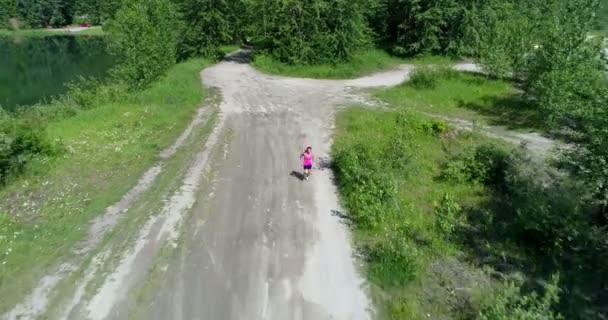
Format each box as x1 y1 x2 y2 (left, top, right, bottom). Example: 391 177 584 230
173 0 240 59
0 0 15 28
369 0 480 56
107 0 180 88
250 0 370 64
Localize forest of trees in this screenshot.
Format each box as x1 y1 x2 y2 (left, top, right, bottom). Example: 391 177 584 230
596 0 608 31
0 0 121 28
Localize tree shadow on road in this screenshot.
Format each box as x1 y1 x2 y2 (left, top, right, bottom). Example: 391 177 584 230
331 209 354 226
316 156 332 170
224 49 252 64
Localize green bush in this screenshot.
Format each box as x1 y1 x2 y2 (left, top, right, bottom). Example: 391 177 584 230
434 193 462 239
496 162 597 256
479 275 563 320
441 159 470 183
469 144 512 189
450 143 603 258
250 0 371 64
409 67 440 89
387 297 418 320
442 143 512 189
409 67 457 89
366 230 418 288
421 119 449 135
369 0 479 56
441 143 603 256
382 131 414 170
332 143 395 228
0 110 58 184
174 0 241 60
107 0 180 89
13 79 129 126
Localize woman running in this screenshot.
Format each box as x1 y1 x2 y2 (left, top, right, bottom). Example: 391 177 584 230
300 146 314 180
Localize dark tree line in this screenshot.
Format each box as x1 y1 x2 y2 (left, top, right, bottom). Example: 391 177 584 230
596 0 608 31
0 0 121 28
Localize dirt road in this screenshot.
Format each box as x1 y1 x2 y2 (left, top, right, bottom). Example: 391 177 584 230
79 53 419 320
5 51 559 320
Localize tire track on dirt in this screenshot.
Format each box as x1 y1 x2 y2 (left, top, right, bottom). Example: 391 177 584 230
3 95 218 320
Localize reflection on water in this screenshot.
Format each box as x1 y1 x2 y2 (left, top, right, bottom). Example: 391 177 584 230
0 35 114 110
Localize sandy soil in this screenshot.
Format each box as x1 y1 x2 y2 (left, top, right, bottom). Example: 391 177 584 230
4 51 560 320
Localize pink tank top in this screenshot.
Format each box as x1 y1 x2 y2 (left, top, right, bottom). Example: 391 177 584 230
303 152 313 166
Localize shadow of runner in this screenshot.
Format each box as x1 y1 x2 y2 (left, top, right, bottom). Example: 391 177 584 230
290 171 306 181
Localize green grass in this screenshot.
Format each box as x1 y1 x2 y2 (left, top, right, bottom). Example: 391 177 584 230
590 30 607 39
44 103 219 319
331 67 537 319
0 57 213 313
400 55 456 66
252 49 407 79
220 44 240 54
0 26 105 37
333 108 504 319
332 69 598 319
375 71 543 131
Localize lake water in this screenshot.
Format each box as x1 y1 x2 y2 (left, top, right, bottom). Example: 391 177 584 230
0 35 114 111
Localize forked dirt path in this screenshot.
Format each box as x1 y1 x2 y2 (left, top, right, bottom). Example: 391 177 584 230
4 51 559 320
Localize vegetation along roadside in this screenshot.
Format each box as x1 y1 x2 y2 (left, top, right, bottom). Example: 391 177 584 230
334 73 605 318
0 57 216 313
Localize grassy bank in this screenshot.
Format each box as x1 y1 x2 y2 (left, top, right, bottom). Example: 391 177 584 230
252 49 409 79
333 71 605 319
0 26 105 37
0 57 213 313
333 108 503 318
374 69 542 130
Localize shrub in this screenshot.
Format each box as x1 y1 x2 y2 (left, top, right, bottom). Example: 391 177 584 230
409 67 440 89
496 162 596 256
468 144 512 189
174 0 242 60
434 193 462 239
13 79 129 126
479 275 563 320
442 143 512 189
333 143 395 228
250 0 371 64
383 132 414 170
441 159 470 183
387 296 418 320
409 67 458 89
421 119 449 135
452 144 603 258
366 230 418 288
107 0 180 89
0 110 58 184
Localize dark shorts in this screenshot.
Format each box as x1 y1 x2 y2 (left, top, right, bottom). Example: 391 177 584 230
303 165 312 170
